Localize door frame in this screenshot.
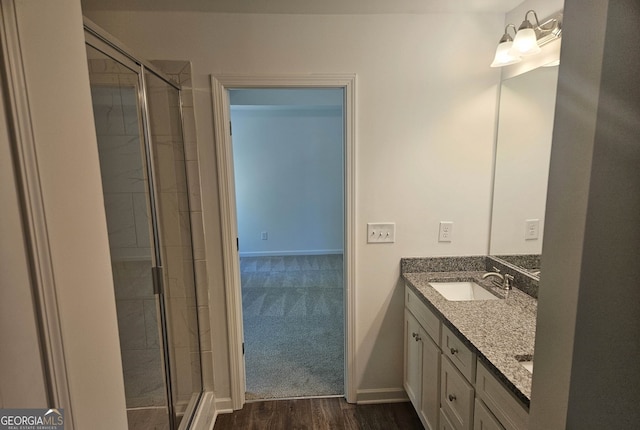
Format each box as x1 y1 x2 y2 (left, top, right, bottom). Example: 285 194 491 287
211 74 357 408
1 0 74 424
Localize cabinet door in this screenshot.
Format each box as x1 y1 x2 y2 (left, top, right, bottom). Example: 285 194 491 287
475 361 529 430
474 398 505 430
440 408 457 430
405 310 423 410
420 330 441 430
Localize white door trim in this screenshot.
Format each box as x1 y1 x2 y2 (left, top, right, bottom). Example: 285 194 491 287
210 74 357 409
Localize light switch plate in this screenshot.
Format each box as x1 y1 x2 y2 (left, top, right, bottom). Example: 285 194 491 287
367 223 396 243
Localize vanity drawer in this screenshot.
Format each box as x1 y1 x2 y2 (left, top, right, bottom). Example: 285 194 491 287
442 324 476 381
406 285 441 344
441 356 474 430
474 398 505 430
476 361 529 430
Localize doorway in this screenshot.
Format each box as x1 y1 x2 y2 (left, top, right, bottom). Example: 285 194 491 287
230 88 345 399
211 75 356 408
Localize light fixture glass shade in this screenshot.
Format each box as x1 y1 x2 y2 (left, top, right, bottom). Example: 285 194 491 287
511 27 541 56
490 41 521 67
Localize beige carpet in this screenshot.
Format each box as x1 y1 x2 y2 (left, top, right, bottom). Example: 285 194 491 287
241 254 344 400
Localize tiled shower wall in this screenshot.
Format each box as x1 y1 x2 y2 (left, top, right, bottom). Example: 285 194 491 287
88 60 165 408
89 59 213 413
152 60 214 395
90 71 151 261
112 260 165 407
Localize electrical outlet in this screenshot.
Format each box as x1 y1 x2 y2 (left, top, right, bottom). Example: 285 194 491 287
261 231 268 240
439 221 453 242
367 223 396 243
525 219 539 240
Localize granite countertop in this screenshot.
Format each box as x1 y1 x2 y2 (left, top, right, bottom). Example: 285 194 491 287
402 270 537 407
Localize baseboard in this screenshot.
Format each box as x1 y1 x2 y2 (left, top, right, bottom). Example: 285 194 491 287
356 388 409 405
239 249 343 257
214 396 234 414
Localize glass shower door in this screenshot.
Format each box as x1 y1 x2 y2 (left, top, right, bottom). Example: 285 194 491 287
86 36 204 427
143 70 203 426
86 45 172 429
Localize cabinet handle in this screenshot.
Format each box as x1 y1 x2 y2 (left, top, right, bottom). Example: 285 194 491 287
448 394 457 402
412 332 418 338
414 335 422 342
450 347 458 355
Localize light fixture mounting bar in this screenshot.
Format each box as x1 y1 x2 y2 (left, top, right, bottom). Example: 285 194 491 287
535 12 562 47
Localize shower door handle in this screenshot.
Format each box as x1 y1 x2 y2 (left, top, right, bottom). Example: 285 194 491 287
152 266 165 295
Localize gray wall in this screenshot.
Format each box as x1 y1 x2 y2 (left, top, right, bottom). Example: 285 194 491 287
530 0 640 428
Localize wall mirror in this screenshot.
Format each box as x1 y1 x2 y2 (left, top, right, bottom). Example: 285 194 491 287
488 62 560 282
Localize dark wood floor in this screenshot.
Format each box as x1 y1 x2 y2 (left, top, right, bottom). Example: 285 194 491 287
213 397 423 430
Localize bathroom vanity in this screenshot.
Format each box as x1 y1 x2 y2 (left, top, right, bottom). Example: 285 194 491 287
401 257 536 430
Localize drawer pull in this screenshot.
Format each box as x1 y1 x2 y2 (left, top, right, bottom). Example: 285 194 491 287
448 394 457 402
450 347 458 355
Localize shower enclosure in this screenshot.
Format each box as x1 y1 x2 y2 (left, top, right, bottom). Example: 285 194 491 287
84 24 202 429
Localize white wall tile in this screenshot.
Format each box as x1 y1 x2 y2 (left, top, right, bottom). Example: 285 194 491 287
200 351 214 392
132 192 152 248
189 211 206 261
183 140 198 162
153 138 178 193
181 107 197 143
97 135 146 193
172 346 194 398
103 193 136 248
194 260 208 306
143 299 160 348
185 160 202 212
90 85 125 135
121 349 165 407
158 192 181 247
167 297 190 348
112 260 154 299
197 306 211 352
116 299 147 350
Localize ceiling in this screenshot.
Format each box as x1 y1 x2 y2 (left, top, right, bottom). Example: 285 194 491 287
81 0 524 15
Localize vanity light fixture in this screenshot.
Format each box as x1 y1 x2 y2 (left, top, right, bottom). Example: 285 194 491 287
491 10 563 67
490 24 521 68
511 10 542 56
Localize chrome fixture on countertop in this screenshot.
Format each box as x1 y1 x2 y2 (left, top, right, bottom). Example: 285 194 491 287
482 268 514 290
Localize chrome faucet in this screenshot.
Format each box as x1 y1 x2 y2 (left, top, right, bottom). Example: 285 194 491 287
482 268 514 290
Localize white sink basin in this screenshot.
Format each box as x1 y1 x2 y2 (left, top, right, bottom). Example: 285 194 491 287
429 281 500 301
